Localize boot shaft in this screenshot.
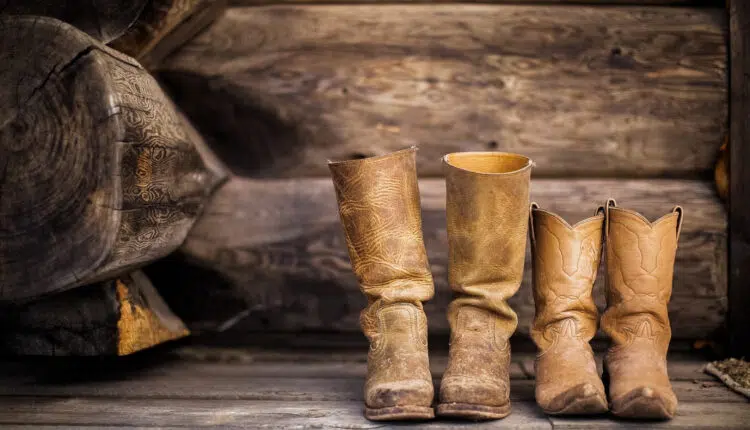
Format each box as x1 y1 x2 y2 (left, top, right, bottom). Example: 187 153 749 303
443 152 532 325
529 205 604 351
602 200 683 354
328 148 434 305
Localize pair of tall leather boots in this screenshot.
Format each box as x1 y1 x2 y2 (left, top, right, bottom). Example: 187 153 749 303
328 148 682 421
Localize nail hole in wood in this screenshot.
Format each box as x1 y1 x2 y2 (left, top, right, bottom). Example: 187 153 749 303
487 141 498 149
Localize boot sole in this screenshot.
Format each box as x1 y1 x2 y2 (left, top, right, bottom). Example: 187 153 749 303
436 402 511 420
364 405 434 421
543 393 609 416
611 390 674 420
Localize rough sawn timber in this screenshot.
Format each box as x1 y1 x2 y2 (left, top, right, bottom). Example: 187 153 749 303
0 271 189 356
157 177 728 339
0 16 228 303
159 4 727 178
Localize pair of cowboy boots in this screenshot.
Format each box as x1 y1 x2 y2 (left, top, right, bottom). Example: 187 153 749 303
529 199 682 419
328 148 531 421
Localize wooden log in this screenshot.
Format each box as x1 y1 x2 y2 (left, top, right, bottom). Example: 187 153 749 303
0 271 189 356
728 0 750 358
159 177 728 339
109 0 228 69
158 5 727 178
235 0 724 5
0 0 149 43
0 16 228 303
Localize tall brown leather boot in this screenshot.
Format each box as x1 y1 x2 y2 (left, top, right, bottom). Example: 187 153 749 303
529 203 608 415
328 148 435 421
601 199 682 419
437 152 532 420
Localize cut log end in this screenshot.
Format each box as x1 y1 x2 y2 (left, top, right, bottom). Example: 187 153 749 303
0 16 229 303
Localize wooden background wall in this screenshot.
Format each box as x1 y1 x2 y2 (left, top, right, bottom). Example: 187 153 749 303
149 1 728 340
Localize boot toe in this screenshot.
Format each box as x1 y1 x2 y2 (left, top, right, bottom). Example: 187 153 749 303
366 378 434 409
439 377 509 406
610 386 677 420
539 382 608 415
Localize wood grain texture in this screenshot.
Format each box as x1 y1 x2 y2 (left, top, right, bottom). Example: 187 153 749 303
0 0 149 43
109 0 228 69
0 352 745 428
159 4 727 178
161 177 728 339
728 0 750 358
0 271 188 356
0 398 748 429
0 16 228 303
0 371 740 403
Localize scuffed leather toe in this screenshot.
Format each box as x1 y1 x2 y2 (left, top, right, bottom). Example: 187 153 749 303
366 379 434 409
439 377 509 407
539 382 608 415
610 385 677 420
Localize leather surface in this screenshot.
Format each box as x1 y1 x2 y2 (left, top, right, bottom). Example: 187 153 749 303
601 201 682 418
328 148 434 411
440 152 532 410
530 206 606 413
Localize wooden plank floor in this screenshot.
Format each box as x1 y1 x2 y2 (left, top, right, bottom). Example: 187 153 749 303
0 346 746 429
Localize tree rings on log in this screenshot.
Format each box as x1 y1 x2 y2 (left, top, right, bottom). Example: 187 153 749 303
0 16 228 303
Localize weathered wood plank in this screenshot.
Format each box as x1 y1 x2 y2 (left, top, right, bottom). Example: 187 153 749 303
0 16 228 303
0 271 189 356
0 398 553 428
0 372 740 403
0 398 747 429
160 177 727 338
159 5 727 178
728 0 750 358
1 398 748 429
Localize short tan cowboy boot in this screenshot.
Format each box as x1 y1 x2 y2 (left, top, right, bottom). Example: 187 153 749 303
601 199 682 419
529 203 608 415
328 148 435 421
437 152 532 420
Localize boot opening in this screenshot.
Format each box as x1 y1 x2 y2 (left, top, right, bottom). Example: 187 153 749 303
444 152 531 174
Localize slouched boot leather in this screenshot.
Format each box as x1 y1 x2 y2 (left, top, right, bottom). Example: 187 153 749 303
601 199 682 419
529 203 608 415
328 148 435 421
437 152 532 420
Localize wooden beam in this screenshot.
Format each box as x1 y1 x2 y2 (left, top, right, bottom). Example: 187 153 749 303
159 4 727 178
728 0 750 358
0 271 189 356
0 16 228 303
109 0 229 69
154 177 728 339
0 0 149 43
